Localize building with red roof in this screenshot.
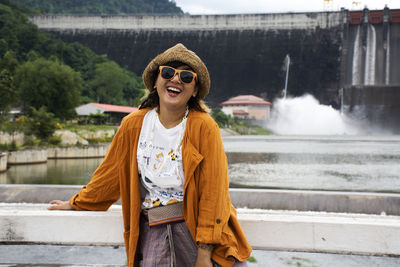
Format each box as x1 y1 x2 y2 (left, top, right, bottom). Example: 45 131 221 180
76 103 138 123
220 95 272 121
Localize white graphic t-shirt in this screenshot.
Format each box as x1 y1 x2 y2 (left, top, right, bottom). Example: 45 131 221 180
137 108 187 209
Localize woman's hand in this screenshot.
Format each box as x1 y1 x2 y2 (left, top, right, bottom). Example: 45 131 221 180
47 200 74 210
195 247 213 267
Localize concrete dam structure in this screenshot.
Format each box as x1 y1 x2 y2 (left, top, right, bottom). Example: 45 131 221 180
30 8 400 132
340 8 400 132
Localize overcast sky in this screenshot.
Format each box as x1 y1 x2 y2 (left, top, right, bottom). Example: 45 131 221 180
174 0 400 15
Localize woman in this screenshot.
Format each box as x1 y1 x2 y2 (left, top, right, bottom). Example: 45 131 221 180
48 43 252 267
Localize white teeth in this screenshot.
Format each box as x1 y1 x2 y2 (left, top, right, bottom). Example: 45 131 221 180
167 87 181 93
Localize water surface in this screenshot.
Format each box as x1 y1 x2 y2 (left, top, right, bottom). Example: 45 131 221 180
1 135 399 193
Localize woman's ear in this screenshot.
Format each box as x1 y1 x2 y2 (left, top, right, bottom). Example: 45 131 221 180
192 86 199 98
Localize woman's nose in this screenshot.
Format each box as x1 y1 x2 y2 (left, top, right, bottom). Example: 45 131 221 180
170 72 181 83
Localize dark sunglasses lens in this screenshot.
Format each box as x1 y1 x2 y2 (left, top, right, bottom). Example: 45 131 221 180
180 71 194 83
161 67 175 79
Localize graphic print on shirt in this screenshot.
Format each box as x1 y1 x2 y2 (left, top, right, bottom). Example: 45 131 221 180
137 109 187 209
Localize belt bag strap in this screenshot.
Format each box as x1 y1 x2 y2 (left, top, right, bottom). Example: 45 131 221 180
147 202 184 227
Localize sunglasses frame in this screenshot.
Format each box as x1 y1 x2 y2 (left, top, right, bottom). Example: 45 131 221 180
159 66 198 84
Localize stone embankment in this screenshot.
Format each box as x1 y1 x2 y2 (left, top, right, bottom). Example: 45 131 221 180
47 144 110 159
1 144 110 166
7 149 47 165
0 129 113 168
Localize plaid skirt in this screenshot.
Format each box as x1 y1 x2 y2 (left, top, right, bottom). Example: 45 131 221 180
138 214 248 267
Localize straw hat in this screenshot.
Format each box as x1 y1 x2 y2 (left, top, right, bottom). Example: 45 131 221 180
142 43 210 100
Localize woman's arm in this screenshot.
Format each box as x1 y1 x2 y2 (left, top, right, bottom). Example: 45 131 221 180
195 247 213 267
195 121 231 245
48 120 128 211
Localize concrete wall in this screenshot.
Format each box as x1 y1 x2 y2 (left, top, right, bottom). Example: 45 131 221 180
1 203 399 256
47 144 110 159
30 12 343 31
7 149 47 165
342 85 400 133
0 153 7 172
1 144 109 168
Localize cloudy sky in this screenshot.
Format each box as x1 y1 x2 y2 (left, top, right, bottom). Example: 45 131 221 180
174 0 400 14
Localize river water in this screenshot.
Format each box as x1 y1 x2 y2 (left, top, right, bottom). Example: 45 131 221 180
1 135 399 193
225 135 400 193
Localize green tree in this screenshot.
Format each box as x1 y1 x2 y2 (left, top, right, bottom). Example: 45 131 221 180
211 107 231 128
10 0 184 15
0 69 16 122
0 50 19 73
14 58 82 119
122 70 145 106
29 106 56 140
0 3 42 60
89 61 129 104
0 51 19 121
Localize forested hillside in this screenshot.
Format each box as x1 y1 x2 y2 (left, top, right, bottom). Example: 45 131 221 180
0 0 144 122
9 0 183 15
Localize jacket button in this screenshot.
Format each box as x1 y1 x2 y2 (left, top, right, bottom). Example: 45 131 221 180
216 219 221 224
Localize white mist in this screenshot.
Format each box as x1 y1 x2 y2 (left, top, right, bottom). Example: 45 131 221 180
267 94 360 135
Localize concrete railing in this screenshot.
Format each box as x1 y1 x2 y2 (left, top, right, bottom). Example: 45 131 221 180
1 186 400 255
1 203 399 256
2 185 400 216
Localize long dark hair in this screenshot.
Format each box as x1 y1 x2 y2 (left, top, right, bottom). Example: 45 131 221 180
139 61 209 113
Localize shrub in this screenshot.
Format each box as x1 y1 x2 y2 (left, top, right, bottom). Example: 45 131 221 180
29 106 57 140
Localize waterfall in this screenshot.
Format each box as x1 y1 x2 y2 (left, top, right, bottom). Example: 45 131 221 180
364 24 376 85
352 26 361 85
385 27 390 85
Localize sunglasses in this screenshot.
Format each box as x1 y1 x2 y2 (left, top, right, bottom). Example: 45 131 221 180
159 66 197 84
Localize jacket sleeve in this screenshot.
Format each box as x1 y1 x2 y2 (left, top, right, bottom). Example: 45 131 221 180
195 122 231 244
69 123 127 211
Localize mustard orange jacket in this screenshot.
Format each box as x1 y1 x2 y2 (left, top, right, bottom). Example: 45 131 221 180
69 108 252 266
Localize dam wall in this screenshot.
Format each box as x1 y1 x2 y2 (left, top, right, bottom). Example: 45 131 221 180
30 9 400 131
30 12 343 31
30 12 345 107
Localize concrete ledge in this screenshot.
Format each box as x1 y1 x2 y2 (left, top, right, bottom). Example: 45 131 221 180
239 209 400 255
1 185 400 215
0 204 124 245
1 204 399 256
47 144 110 159
230 188 400 216
0 185 83 204
7 149 47 165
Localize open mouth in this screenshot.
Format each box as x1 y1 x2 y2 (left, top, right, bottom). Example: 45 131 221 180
167 87 182 95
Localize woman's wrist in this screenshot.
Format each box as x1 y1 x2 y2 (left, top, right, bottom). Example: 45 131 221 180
196 242 215 252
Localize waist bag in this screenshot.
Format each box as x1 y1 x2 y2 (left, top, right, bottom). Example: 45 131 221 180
143 202 184 227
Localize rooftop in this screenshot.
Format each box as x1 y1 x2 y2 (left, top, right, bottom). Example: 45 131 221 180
89 103 138 114
220 95 272 106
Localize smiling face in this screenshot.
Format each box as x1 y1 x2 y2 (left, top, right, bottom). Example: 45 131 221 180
155 64 198 113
